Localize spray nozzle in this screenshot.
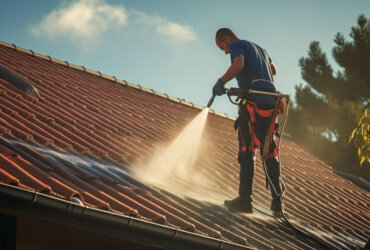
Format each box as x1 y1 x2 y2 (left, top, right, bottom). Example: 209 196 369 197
207 94 216 108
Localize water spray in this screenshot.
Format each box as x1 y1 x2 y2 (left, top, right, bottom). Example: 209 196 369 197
134 107 216 201
206 88 289 108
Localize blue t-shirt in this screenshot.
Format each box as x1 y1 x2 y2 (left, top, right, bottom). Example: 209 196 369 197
229 40 277 107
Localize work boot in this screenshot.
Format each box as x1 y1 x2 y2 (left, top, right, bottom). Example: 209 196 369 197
224 197 253 213
271 197 284 218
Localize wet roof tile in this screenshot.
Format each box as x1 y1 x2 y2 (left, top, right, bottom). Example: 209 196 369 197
0 42 369 249
0 153 51 194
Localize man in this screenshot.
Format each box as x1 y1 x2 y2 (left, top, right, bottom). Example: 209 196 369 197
212 28 284 216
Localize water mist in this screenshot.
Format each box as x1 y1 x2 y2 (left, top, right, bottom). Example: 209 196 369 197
134 108 218 200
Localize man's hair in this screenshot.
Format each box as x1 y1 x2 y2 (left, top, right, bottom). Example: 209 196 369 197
215 28 239 42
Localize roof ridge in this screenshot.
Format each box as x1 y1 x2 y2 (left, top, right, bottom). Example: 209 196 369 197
0 40 235 121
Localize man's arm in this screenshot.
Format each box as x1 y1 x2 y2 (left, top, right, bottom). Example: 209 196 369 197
220 55 244 84
271 62 277 75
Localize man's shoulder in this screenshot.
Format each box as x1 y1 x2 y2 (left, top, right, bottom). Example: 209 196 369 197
244 41 268 56
232 39 249 46
231 39 258 50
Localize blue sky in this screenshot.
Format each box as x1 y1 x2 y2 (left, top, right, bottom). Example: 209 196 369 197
1 0 369 117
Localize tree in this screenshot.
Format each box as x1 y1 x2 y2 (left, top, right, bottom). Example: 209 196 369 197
349 109 369 167
286 15 370 182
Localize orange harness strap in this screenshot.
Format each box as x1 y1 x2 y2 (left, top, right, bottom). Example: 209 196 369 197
262 97 284 160
245 103 260 152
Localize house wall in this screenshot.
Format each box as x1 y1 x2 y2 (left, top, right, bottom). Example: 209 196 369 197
0 208 157 250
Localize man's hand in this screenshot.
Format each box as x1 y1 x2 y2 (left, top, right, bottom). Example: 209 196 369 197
212 79 225 96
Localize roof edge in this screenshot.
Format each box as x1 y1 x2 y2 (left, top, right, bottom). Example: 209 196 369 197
0 40 235 121
333 169 370 192
0 183 250 250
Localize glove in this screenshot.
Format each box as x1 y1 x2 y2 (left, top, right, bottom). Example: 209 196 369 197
212 79 225 96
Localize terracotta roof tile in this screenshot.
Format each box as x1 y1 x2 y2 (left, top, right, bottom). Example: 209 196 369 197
0 153 51 194
0 167 20 185
0 146 82 200
0 41 369 249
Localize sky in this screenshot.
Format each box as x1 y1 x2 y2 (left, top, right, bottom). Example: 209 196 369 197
0 0 369 117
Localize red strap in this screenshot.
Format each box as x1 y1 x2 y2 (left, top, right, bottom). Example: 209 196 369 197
239 104 260 154
239 128 248 152
279 98 285 113
246 104 256 122
267 148 278 160
246 100 273 117
256 109 273 117
262 97 283 157
246 105 260 151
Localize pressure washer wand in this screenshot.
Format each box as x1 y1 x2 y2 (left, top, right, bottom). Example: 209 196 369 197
246 89 289 98
207 94 216 108
225 88 289 98
207 88 288 108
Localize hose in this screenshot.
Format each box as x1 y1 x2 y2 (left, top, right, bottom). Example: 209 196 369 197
259 98 335 249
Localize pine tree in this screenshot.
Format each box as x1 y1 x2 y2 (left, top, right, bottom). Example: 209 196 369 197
286 15 370 181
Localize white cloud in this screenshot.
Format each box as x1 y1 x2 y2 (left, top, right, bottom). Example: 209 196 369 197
31 0 127 43
31 0 196 45
156 22 196 42
132 10 197 42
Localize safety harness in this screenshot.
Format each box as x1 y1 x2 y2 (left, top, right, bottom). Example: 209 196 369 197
235 95 285 192
236 97 285 159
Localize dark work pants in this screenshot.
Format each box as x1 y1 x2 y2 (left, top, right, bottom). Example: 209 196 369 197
237 111 282 208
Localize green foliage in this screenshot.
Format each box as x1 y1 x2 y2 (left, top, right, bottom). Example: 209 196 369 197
349 109 370 166
286 14 370 181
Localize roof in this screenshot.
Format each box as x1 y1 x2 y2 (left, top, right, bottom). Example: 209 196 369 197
0 41 369 249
